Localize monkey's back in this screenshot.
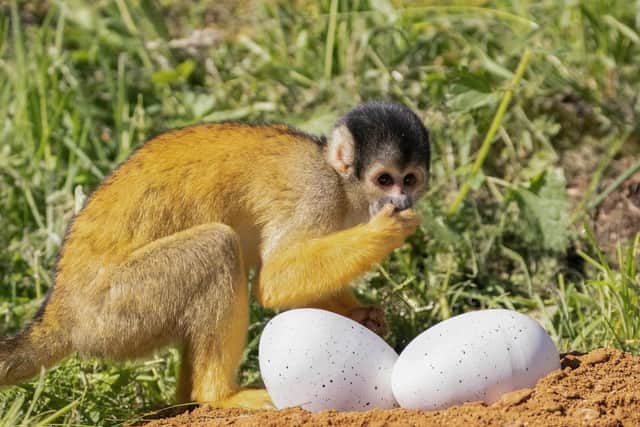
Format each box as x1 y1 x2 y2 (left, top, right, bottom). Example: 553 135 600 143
55 123 340 287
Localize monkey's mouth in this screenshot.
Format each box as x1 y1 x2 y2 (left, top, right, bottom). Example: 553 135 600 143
370 195 412 216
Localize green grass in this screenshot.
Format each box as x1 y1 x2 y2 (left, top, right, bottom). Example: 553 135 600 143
1 0 639 424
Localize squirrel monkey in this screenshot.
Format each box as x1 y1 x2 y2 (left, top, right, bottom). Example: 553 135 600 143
0 101 430 408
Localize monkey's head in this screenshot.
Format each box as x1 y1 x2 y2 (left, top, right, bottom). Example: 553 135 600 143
327 101 430 217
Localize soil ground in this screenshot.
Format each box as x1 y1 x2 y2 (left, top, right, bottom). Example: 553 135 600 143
143 348 640 427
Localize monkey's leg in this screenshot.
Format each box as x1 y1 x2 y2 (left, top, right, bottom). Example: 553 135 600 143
177 252 270 408
71 223 270 408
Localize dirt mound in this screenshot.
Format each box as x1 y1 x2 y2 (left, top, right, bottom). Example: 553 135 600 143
143 348 640 427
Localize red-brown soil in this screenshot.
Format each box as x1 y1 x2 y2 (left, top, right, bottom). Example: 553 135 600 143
143 348 640 427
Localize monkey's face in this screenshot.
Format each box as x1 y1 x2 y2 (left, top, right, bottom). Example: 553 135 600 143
328 101 431 218
362 161 428 216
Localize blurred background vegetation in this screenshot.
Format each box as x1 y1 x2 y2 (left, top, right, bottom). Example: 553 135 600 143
1 0 639 424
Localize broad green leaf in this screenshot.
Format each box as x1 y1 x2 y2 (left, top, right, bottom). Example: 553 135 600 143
509 169 570 252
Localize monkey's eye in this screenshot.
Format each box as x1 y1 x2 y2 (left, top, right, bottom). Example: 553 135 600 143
403 173 417 187
377 173 394 187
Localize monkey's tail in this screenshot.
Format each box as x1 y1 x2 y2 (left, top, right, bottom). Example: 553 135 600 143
0 313 70 386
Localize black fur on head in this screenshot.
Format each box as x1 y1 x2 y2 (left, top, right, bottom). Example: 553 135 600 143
334 101 430 178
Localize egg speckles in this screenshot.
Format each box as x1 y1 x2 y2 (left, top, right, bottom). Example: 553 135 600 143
391 309 560 410
259 309 398 412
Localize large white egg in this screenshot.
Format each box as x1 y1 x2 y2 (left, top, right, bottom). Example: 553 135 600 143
259 308 398 412
391 309 560 410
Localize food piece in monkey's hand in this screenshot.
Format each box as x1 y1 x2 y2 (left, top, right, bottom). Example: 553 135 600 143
348 306 388 337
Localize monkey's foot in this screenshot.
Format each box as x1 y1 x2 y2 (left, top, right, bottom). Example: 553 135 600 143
213 389 274 410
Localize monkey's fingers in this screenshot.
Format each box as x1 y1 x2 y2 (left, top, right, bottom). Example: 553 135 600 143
395 208 417 219
369 203 400 230
367 306 386 324
396 209 421 226
365 319 388 337
379 203 396 217
348 307 369 323
348 307 388 337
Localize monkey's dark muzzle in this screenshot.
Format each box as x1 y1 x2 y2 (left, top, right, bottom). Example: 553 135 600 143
373 195 412 214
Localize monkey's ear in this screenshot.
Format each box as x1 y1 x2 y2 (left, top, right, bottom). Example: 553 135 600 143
327 125 356 178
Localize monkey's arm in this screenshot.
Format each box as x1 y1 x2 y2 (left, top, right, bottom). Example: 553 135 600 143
254 223 389 309
254 206 418 310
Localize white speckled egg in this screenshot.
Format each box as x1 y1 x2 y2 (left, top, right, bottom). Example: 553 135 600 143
259 308 398 412
392 309 560 410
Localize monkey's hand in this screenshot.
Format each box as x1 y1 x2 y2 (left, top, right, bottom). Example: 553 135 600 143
369 204 421 250
348 306 388 337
